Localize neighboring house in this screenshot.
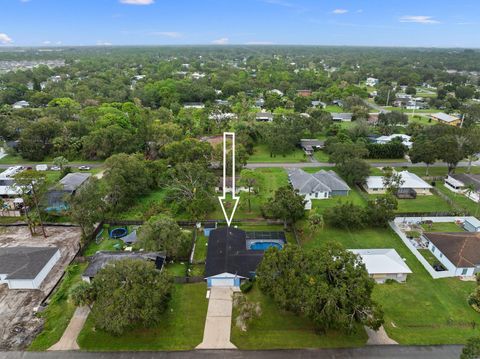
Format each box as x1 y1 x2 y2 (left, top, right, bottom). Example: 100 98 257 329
208 112 237 121
0 247 60 289
269 89 284 96
0 166 24 199
444 174 480 203
299 139 325 155
288 169 351 210
423 232 480 276
366 77 379 87
255 111 274 122
373 134 412 149
464 217 480 233
430 113 461 126
332 99 345 107
311 100 326 108
331 113 352 122
46 173 91 212
183 102 205 109
12 100 29 109
363 171 433 196
255 98 265 108
82 251 166 283
349 249 412 283
215 99 230 106
205 227 285 288
215 176 248 194
297 89 312 97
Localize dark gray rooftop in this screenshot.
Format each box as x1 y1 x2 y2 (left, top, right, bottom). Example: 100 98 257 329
0 247 59 280
450 173 480 191
288 169 351 195
59 173 91 192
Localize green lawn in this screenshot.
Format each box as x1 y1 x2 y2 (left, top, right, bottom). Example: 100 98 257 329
82 238 124 257
165 262 188 277
298 224 479 344
313 150 329 162
311 189 366 213
231 286 367 349
421 222 465 232
78 283 208 351
115 189 168 220
29 263 88 351
324 105 344 112
193 233 208 262
248 145 307 163
394 195 453 213
418 249 441 267
408 115 434 126
436 183 480 216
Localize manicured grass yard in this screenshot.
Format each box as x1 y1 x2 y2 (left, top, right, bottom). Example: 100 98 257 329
298 224 480 344
394 195 453 213
311 188 366 213
421 222 465 232
418 249 441 267
231 286 367 349
313 150 329 162
436 183 480 216
29 263 87 351
77 283 208 351
193 233 208 262
248 144 307 163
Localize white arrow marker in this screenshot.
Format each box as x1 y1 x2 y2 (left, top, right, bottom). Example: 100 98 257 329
218 132 240 227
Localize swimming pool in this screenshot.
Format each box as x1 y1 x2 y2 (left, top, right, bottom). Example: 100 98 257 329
249 241 283 251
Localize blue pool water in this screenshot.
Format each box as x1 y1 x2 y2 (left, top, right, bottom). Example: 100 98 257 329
249 242 283 251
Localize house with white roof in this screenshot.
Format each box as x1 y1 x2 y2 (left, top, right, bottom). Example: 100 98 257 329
363 170 432 196
350 249 412 283
366 77 379 87
288 169 350 210
373 134 412 149
0 166 25 199
444 173 480 203
12 100 29 109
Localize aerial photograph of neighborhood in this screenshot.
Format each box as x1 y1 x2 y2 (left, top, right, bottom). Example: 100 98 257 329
1 1 480 358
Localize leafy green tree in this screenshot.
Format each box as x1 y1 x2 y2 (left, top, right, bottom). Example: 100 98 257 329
103 154 151 211
162 138 212 166
257 243 383 333
378 112 408 127
18 118 61 161
308 210 324 231
461 336 480 359
90 259 171 336
337 159 371 185
239 169 262 213
53 156 69 171
137 215 191 259
47 97 81 121
364 195 398 227
264 186 305 228
69 281 95 309
69 177 106 240
409 139 437 175
435 135 466 174
324 202 365 229
328 142 369 165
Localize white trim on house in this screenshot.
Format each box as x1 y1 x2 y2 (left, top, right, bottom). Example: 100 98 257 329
350 249 412 283
363 171 432 195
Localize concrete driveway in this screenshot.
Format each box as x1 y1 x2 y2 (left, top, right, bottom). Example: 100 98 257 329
48 307 90 351
196 287 236 349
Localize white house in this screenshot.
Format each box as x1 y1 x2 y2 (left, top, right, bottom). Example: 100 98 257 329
12 100 30 109
444 174 480 203
366 77 379 87
373 134 412 149
288 169 350 210
0 247 60 289
0 166 25 198
423 232 480 277
350 249 412 283
215 176 248 194
255 111 273 122
183 102 205 109
363 171 432 195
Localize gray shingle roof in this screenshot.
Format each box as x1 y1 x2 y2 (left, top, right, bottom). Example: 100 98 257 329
288 169 350 195
0 247 59 280
450 173 480 191
59 173 91 192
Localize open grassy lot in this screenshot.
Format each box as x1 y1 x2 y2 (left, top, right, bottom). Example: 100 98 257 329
28 263 88 351
78 283 208 351
436 183 480 216
394 195 453 213
297 224 479 344
408 115 434 126
231 286 367 349
248 145 307 163
311 189 366 213
324 105 344 112
115 189 168 220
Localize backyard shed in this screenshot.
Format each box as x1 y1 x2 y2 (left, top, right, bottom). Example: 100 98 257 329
464 217 480 232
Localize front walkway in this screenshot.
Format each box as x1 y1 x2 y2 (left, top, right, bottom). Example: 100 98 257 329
48 306 90 351
196 287 237 349
365 325 398 345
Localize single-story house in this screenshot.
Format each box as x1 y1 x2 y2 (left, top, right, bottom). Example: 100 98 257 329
46 172 91 212
331 113 353 122
430 113 461 126
208 112 237 121
444 174 480 203
205 227 285 288
373 134 412 149
255 111 273 122
349 248 412 283
363 171 433 195
288 169 351 210
183 102 205 109
215 99 230 106
332 99 345 107
0 247 60 289
311 100 326 108
215 176 248 194
366 77 379 87
299 139 325 155
0 166 25 199
12 100 30 109
464 217 480 233
297 89 312 97
82 251 166 283
423 232 480 276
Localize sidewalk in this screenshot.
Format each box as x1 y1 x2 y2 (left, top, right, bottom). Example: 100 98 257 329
48 306 90 351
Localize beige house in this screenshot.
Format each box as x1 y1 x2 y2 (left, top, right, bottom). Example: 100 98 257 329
363 171 432 196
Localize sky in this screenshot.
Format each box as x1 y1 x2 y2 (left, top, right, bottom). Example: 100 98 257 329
1 0 480 48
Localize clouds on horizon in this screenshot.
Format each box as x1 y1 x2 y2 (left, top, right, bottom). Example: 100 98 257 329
0 33 13 44
399 15 440 24
119 0 154 5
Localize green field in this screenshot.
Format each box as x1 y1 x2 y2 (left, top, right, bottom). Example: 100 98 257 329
231 286 367 349
311 189 366 213
248 145 307 163
297 224 479 344
78 283 208 351
29 263 88 351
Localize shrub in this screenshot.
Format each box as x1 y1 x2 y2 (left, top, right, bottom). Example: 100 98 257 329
240 280 253 293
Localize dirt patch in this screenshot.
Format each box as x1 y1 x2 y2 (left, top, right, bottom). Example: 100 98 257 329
0 225 81 350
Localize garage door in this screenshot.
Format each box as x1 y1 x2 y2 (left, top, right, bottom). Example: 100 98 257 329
210 278 235 287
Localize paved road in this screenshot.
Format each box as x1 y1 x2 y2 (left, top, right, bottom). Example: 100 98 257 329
246 160 480 169
0 346 464 359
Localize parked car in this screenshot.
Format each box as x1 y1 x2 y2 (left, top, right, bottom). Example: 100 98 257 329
50 166 61 171
78 165 91 171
